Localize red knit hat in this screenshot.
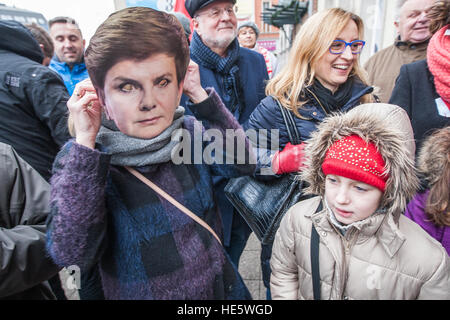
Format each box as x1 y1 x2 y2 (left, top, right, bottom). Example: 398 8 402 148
322 135 388 192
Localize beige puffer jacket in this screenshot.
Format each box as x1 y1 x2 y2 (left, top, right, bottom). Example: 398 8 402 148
270 104 450 300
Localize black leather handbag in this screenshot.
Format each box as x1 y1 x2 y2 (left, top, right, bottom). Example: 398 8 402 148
225 98 306 245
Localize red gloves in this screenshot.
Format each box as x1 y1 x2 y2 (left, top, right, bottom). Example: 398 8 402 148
271 142 306 175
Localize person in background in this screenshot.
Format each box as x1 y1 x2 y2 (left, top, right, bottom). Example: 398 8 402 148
0 19 71 300
389 0 450 151
183 0 268 268
49 16 89 95
364 0 434 102
405 126 450 255
270 103 449 299
245 8 377 299
0 142 60 300
237 21 278 79
172 11 192 44
25 23 54 66
46 7 256 300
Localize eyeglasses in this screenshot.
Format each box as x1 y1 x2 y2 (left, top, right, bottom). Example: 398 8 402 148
195 6 236 19
329 40 366 54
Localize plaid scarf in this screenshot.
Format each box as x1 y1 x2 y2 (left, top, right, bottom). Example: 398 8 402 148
190 32 243 113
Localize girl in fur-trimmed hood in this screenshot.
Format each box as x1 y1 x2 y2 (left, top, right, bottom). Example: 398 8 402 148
270 103 450 300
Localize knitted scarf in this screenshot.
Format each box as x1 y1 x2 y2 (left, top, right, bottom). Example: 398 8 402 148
306 77 354 114
190 31 243 113
427 26 450 108
96 107 185 167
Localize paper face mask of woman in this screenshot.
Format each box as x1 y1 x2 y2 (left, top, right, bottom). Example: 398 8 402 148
98 53 184 140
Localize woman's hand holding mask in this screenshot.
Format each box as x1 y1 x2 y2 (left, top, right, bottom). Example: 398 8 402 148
68 78 103 149
183 60 208 104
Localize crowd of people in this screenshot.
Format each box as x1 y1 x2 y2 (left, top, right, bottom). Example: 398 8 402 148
0 0 448 300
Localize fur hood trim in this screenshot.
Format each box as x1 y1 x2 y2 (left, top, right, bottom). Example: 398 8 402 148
301 103 419 222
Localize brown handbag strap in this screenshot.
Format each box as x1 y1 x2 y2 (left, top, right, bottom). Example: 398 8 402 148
125 166 222 246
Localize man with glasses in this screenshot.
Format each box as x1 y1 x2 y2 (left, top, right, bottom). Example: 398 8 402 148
365 0 434 102
182 0 268 268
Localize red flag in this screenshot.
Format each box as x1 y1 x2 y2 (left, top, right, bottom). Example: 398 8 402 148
174 0 193 42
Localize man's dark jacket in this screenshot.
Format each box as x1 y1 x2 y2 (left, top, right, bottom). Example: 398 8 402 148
0 20 71 181
181 43 268 246
389 59 450 152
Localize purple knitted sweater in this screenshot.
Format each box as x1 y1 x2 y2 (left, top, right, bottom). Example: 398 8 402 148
405 191 450 255
46 89 256 299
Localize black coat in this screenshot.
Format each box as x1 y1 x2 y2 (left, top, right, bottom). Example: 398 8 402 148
0 20 71 181
389 59 450 151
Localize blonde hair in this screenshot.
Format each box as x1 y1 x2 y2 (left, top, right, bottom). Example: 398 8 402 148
266 8 372 117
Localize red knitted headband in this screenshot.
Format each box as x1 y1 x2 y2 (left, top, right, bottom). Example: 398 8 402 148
322 135 388 192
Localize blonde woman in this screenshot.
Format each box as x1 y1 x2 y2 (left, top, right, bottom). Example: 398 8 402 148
245 8 378 298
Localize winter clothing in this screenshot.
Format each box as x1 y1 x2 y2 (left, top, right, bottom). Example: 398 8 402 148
0 20 72 182
246 78 374 151
270 103 450 300
185 0 236 17
181 30 268 256
0 142 60 300
272 142 305 175
49 56 89 95
322 135 388 192
364 38 428 103
405 191 450 256
96 107 185 167
404 125 450 256
389 59 450 151
246 77 375 292
46 89 256 300
427 26 450 105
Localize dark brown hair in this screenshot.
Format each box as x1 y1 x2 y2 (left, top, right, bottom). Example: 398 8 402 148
417 126 450 227
85 7 190 90
25 22 54 59
428 0 450 34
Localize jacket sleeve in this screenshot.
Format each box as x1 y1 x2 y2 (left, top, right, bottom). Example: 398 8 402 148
270 206 300 299
417 249 450 300
0 144 60 298
24 66 72 147
185 87 257 178
389 64 412 118
245 97 287 177
46 141 110 271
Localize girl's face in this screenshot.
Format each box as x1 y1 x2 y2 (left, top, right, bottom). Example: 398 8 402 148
324 174 383 225
99 53 183 139
314 20 360 93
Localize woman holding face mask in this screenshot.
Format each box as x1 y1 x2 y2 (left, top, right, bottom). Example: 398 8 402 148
46 7 256 300
244 8 378 299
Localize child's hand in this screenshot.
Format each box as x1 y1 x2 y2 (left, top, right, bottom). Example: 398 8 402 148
183 60 208 104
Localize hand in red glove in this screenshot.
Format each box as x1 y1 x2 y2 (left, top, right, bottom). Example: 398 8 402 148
271 142 306 174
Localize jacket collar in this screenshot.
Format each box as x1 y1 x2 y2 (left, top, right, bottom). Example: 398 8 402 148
308 199 406 257
394 36 429 51
50 55 87 71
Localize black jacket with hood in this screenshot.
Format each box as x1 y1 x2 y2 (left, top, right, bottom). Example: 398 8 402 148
0 20 71 181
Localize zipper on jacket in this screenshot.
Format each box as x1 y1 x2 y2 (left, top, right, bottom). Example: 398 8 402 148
340 229 359 299
305 87 329 116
